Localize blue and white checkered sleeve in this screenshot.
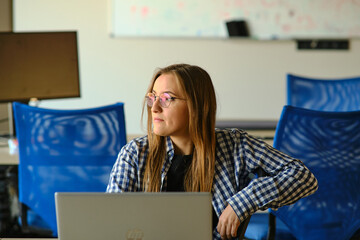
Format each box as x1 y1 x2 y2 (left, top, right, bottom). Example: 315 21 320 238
227 131 318 222
106 142 140 193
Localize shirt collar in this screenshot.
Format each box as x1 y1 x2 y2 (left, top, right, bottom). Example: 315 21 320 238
165 136 175 158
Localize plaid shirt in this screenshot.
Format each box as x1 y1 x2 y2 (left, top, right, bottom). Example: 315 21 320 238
107 129 318 239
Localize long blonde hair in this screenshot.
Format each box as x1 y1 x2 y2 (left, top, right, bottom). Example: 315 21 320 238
142 64 217 192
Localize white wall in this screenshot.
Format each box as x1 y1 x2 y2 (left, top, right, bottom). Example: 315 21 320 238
13 0 360 136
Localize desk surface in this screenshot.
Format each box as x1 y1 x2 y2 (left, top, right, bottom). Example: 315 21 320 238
216 119 278 130
0 145 18 165
0 127 275 166
0 135 141 166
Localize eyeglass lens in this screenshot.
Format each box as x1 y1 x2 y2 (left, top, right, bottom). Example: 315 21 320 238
146 93 171 108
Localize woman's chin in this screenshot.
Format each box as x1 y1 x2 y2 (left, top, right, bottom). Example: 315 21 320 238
153 129 166 137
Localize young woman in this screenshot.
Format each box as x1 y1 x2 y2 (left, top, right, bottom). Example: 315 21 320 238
107 63 318 240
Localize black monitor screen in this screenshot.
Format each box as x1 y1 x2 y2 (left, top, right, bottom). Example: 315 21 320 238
0 31 80 103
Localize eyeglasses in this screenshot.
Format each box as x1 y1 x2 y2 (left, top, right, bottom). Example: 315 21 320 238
145 92 185 108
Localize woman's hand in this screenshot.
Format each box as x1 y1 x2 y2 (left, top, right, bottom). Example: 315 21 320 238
217 204 240 240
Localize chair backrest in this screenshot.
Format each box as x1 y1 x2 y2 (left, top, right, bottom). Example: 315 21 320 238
287 74 360 111
271 105 360 240
13 102 127 236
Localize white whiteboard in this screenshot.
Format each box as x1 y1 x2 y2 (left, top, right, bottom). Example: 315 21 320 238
111 0 360 39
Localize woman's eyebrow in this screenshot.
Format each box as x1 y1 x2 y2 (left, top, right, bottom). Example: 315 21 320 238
152 90 177 95
164 91 177 95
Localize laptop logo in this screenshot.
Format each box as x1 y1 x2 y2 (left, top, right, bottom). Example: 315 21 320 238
126 229 144 240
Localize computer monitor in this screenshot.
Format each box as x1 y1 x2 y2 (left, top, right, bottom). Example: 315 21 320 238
0 31 80 103
0 31 81 137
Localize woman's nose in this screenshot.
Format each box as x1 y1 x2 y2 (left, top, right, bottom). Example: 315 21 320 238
151 98 162 112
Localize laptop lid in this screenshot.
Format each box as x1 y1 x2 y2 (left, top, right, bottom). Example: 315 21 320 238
55 192 212 240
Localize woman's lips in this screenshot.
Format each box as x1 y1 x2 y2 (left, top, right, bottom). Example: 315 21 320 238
153 117 164 123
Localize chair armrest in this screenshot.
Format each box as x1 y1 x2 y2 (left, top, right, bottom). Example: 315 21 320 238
237 216 251 240
266 213 276 240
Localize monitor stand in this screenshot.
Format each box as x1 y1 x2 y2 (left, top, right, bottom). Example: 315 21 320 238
0 103 10 137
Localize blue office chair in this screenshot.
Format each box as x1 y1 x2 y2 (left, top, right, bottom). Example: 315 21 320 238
246 74 360 240
12 102 127 237
287 74 360 111
246 106 360 240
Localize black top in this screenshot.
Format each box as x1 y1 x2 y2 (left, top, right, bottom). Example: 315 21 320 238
166 154 192 191
166 154 219 230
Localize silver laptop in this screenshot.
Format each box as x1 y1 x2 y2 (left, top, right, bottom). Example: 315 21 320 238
55 192 212 240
